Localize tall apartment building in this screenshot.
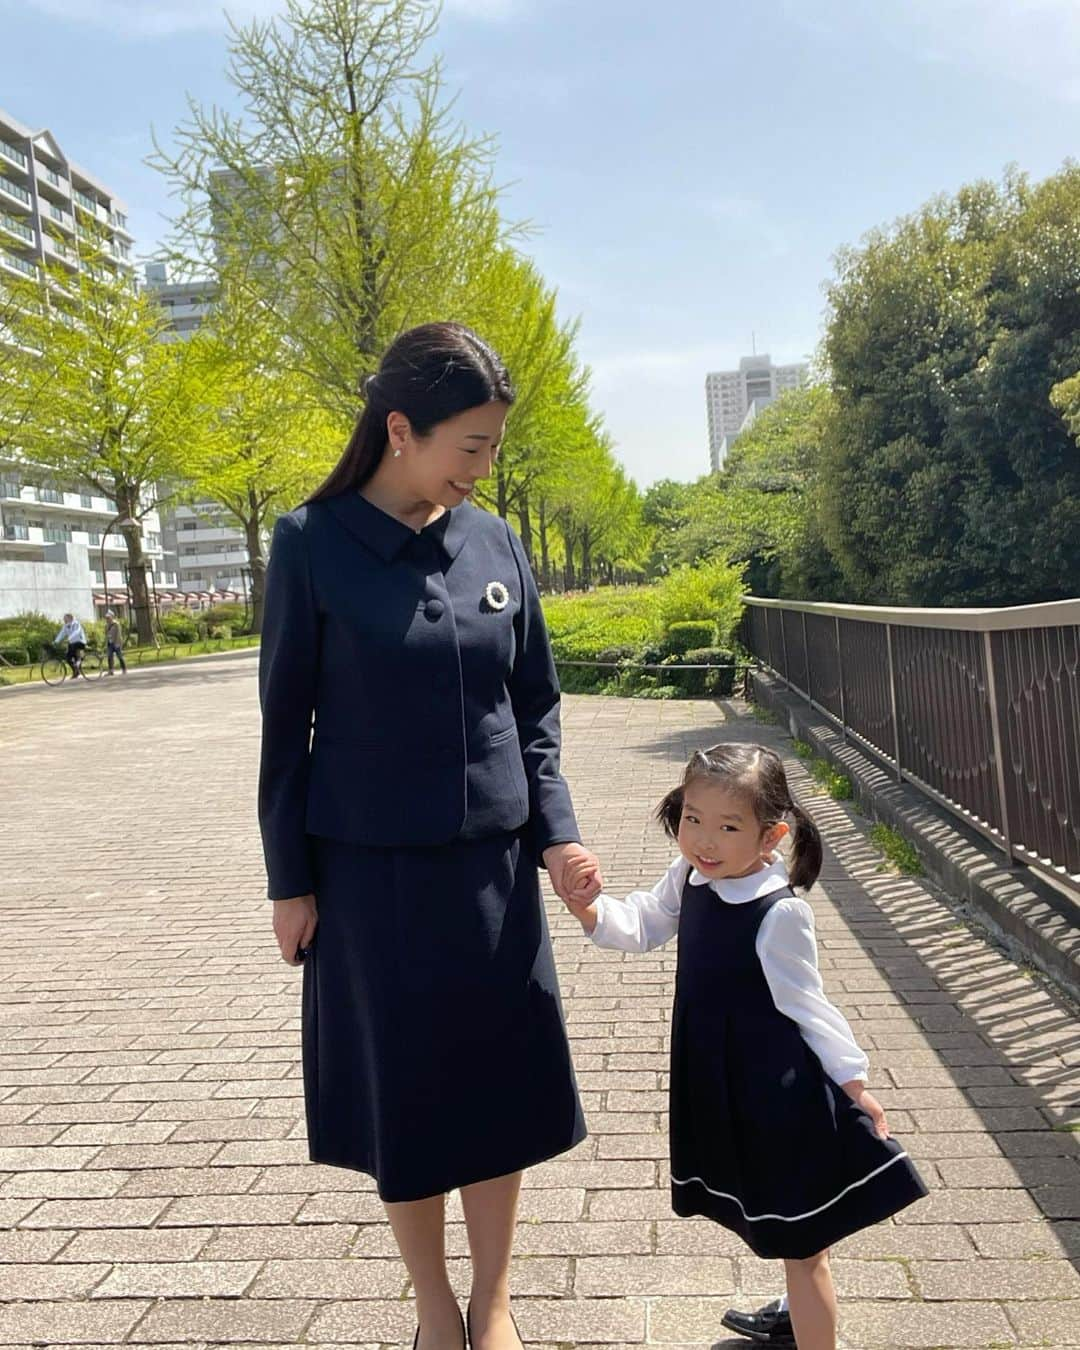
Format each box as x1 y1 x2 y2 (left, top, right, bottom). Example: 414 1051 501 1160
705 353 809 471
0 107 175 622
0 106 134 288
143 263 254 601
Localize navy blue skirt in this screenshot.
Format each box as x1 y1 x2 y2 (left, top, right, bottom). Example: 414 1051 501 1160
302 830 586 1201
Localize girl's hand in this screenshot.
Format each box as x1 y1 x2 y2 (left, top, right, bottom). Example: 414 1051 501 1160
272 894 318 966
841 1080 889 1139
543 842 603 901
564 853 602 903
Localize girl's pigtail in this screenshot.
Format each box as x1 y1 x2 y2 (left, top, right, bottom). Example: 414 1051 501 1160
654 786 684 841
788 802 823 890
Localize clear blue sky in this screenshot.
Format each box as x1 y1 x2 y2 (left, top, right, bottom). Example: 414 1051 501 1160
2 0 1077 485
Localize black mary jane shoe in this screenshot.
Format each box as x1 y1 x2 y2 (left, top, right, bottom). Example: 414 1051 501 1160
414 1308 466 1350
719 1298 796 1346
466 1302 524 1350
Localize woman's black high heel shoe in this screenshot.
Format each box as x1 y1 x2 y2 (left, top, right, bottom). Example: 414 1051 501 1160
466 1303 523 1350
414 1308 466 1350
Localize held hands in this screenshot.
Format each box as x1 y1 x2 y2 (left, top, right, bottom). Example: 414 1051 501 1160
841 1080 889 1139
272 894 318 966
543 842 603 932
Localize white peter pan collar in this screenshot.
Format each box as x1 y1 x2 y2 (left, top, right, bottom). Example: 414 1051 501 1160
687 853 791 905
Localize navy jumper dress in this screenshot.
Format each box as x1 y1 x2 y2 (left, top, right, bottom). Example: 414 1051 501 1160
670 876 927 1258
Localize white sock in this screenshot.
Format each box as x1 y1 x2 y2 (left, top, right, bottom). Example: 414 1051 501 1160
777 1294 789 1313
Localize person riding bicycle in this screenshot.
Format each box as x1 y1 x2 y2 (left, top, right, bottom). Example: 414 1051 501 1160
54 613 87 676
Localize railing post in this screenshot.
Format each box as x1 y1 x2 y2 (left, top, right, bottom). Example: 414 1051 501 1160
885 624 903 782
835 614 848 742
802 610 812 708
982 630 1015 863
780 608 790 685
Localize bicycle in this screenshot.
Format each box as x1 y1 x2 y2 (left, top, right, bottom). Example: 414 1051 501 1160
40 642 105 686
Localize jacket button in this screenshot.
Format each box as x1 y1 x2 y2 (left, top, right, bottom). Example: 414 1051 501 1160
424 598 445 621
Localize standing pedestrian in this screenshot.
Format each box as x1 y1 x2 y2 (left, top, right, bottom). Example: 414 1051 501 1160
562 743 927 1350
258 321 601 1350
104 610 127 675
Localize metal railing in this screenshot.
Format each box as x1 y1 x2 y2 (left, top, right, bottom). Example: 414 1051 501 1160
742 596 1080 893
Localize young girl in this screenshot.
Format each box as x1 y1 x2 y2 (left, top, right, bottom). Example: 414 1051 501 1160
563 743 927 1350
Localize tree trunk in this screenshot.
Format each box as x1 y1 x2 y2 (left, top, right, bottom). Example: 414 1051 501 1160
563 537 576 591
538 497 551 592
244 491 267 635
117 485 155 645
495 460 508 519
581 528 593 589
517 493 533 568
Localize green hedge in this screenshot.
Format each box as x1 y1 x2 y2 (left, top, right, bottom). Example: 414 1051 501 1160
664 621 717 655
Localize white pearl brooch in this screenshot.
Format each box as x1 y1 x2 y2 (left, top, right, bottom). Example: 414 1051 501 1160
484 580 510 611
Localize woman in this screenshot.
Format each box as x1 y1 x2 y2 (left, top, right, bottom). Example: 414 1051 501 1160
258 322 600 1350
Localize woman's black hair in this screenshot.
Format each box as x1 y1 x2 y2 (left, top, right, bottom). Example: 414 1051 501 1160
654 742 823 890
307 321 516 502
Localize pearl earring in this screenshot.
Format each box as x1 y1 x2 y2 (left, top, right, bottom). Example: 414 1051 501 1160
393 447 402 458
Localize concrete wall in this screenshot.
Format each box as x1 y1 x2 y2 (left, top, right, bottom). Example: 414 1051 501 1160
0 542 93 621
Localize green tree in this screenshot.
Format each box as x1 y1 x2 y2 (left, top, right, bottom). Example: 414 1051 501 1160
152 0 516 422
3 247 209 641
185 285 345 632
821 167 1080 605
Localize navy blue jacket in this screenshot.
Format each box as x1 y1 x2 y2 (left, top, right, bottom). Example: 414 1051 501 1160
257 491 581 899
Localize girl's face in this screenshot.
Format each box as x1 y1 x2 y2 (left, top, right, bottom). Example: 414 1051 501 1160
387 402 508 509
676 780 788 880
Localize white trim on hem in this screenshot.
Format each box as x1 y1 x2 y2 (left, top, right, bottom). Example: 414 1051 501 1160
672 1151 910 1224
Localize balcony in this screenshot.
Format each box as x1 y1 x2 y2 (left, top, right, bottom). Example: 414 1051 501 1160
0 211 33 243
0 175 31 206
0 141 27 169
0 250 37 278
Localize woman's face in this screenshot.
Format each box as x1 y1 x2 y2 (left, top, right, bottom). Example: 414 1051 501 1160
389 402 509 508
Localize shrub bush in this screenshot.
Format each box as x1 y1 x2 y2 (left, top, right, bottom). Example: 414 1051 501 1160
677 647 737 697
0 648 28 666
0 611 60 663
654 560 745 645
160 610 199 643
663 621 717 656
198 602 247 635
210 624 233 640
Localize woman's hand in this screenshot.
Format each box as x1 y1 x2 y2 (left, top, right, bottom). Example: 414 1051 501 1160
841 1080 889 1139
563 852 603 904
272 894 318 966
543 842 602 903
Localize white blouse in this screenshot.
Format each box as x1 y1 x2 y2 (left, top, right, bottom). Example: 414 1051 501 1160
589 854 869 1086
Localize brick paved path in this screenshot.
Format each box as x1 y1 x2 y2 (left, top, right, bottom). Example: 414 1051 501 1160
2 653 1079 1348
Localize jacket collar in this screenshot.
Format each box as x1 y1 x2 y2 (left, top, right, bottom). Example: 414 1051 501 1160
323 491 478 563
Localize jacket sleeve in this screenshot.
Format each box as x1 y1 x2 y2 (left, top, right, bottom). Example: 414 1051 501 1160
505 521 581 855
258 511 319 900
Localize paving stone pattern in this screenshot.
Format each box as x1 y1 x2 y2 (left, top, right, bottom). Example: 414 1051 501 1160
2 653 1079 1347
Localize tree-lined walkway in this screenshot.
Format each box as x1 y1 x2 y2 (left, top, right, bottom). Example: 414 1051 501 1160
1 655 1079 1347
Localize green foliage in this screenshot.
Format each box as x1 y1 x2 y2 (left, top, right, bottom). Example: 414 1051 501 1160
821 166 1080 605
543 587 659 664
791 739 814 759
0 612 61 664
663 621 718 655
159 610 200 643
870 823 924 874
665 647 737 697
810 760 854 800
654 560 745 643
0 648 28 667
198 603 247 634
